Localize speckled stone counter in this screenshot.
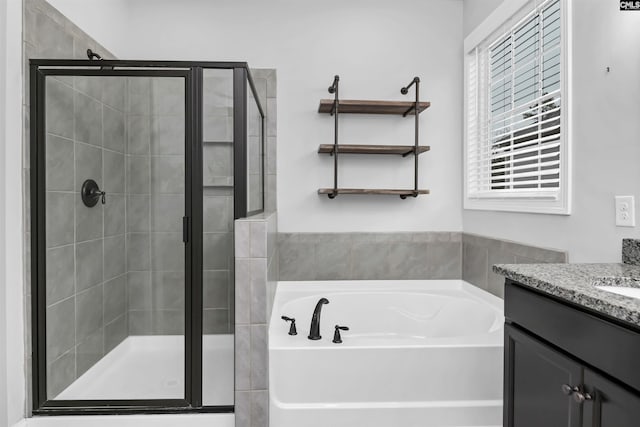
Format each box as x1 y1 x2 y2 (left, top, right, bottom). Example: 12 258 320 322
493 263 640 328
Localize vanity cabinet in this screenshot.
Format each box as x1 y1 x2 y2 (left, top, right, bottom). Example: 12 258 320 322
504 280 640 427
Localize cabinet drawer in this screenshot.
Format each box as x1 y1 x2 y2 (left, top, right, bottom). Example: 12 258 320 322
505 281 640 393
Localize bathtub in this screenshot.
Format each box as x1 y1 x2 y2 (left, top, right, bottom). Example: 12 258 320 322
269 280 504 427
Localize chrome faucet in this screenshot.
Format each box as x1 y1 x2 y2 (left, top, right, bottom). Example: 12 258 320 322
308 298 329 340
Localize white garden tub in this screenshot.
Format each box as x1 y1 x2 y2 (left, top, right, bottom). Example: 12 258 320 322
269 280 504 427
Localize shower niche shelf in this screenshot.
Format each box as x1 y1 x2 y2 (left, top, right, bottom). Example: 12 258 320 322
318 75 431 199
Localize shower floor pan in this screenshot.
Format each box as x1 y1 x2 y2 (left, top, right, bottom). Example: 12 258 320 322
56 334 233 404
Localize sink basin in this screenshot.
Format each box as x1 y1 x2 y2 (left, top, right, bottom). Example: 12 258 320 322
595 286 640 300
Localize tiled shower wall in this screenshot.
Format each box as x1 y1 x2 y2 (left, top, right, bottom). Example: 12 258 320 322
23 0 121 403
44 75 128 397
125 76 189 336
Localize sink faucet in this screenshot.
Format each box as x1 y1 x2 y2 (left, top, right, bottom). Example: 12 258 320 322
308 298 329 340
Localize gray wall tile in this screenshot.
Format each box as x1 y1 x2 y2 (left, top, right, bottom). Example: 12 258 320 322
127 271 151 310
235 325 250 391
250 325 267 390
104 194 125 237
462 241 488 290
250 259 267 324
203 270 229 309
127 195 150 232
75 92 102 146
128 310 152 335
46 245 75 306
75 195 103 242
76 328 103 377
152 271 184 310
45 135 74 191
151 156 184 194
126 156 150 195
251 390 269 427
102 76 126 112
75 142 102 189
104 275 126 323
428 242 462 279
74 76 102 101
46 297 75 363
75 239 103 291
45 75 74 139
151 233 184 271
153 310 183 335
204 196 232 232
103 107 125 153
127 77 151 115
47 349 75 398
46 192 74 247
151 194 183 232
152 78 184 115
127 233 150 270
151 115 184 155
104 314 127 352
127 115 151 155
235 258 251 325
76 285 103 342
203 232 231 270
103 150 125 194
203 309 229 334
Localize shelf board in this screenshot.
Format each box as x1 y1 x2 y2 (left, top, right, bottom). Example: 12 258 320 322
318 188 430 196
318 99 431 115
318 144 430 156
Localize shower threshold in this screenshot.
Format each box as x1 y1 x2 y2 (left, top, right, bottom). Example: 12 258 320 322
55 334 233 404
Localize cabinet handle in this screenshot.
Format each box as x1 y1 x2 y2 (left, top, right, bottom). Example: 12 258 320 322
573 390 592 404
561 384 577 395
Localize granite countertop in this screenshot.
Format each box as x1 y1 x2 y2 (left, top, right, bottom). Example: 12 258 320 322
493 263 640 328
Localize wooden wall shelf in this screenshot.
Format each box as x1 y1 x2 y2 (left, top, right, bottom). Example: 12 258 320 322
318 188 430 198
318 144 430 156
318 76 430 199
318 99 431 115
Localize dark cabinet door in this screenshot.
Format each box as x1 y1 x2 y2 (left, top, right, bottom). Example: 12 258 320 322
505 324 583 427
582 369 640 427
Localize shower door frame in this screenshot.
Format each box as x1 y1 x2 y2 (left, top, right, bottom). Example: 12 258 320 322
29 60 265 415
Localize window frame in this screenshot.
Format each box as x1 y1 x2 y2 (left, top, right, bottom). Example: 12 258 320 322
463 0 572 215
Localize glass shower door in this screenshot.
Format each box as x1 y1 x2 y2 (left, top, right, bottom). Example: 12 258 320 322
41 71 188 402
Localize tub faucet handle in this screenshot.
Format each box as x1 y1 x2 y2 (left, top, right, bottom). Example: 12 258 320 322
332 325 349 344
281 316 297 335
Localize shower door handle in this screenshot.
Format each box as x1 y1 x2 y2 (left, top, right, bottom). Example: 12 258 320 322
183 216 189 243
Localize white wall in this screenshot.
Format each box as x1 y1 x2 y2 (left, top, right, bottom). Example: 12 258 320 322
1 0 26 425
463 0 640 262
463 0 504 37
48 0 464 233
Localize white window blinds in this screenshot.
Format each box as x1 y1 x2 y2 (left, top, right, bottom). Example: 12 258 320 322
466 0 567 212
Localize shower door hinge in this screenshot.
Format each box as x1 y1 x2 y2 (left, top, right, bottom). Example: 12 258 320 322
183 216 189 243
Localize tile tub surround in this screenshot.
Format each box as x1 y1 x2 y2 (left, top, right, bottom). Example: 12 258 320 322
277 232 462 282
622 239 640 266
235 212 277 427
463 233 567 298
493 262 640 328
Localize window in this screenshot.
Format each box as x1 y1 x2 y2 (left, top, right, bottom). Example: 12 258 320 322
464 0 570 214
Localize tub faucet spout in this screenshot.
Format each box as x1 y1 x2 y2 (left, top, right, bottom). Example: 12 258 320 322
308 298 329 340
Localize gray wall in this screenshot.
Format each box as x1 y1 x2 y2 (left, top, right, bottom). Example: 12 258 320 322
45 75 128 398
234 212 277 427
251 69 277 213
23 0 122 402
277 232 567 300
463 0 504 37
462 233 567 298
277 232 462 281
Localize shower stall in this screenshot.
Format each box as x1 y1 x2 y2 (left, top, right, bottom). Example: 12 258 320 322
29 60 264 414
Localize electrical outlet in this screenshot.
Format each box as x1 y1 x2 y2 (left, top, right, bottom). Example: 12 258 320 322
615 195 636 227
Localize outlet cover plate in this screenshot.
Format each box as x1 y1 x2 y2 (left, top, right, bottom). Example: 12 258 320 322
615 195 636 227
